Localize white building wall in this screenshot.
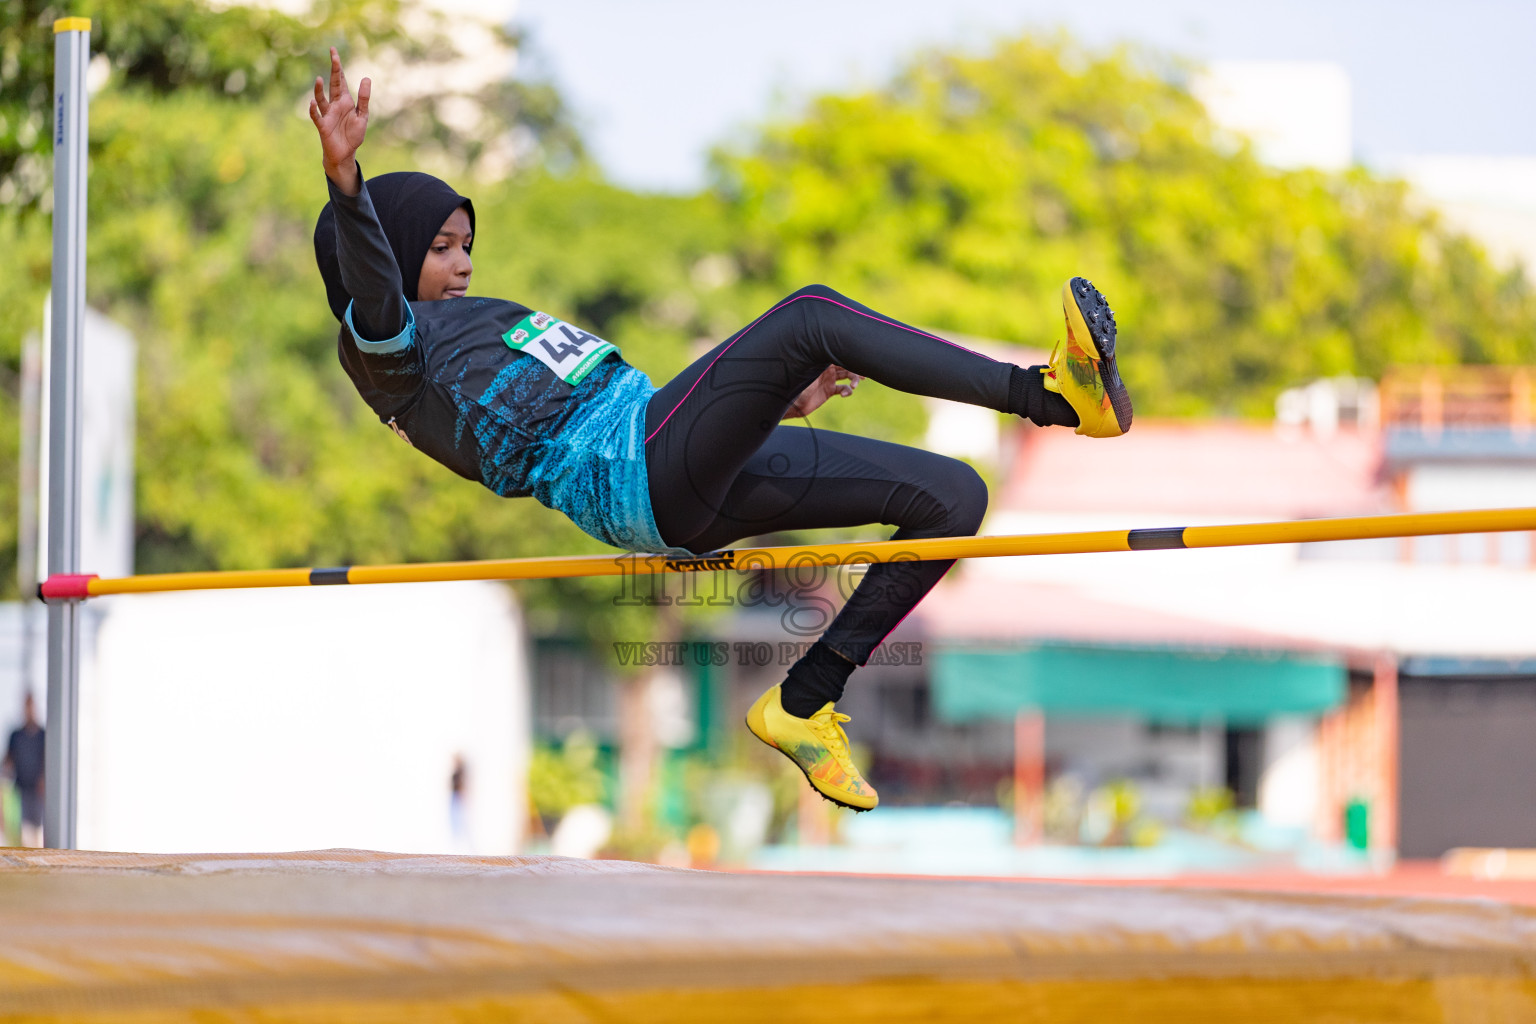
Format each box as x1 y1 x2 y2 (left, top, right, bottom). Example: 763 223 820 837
1392 156 1536 273
1406 464 1536 512
76 581 529 855
1401 465 1536 568
1258 716 1319 829
35 307 137 582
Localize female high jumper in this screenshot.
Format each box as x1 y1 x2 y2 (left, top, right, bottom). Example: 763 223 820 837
310 50 1131 811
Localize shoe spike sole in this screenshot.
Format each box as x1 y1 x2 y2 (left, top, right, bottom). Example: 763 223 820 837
1066 276 1134 435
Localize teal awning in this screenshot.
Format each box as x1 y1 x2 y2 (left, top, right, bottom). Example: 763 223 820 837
933 644 1346 724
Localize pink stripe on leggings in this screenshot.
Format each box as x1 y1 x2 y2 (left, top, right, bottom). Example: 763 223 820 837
643 293 998 444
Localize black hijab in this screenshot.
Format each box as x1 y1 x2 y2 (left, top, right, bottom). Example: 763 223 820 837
313 169 476 323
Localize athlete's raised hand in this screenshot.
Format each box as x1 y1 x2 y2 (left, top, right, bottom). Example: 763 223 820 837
309 47 370 195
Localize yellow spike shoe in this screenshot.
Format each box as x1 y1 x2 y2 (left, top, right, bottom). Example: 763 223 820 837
746 686 878 812
1050 277 1133 437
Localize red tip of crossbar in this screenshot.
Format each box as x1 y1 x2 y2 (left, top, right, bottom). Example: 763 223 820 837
39 574 99 601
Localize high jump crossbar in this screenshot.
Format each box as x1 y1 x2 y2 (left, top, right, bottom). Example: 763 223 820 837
39 506 1536 599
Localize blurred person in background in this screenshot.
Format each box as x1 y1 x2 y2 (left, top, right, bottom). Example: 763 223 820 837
3 694 45 848
449 754 470 851
309 50 1130 817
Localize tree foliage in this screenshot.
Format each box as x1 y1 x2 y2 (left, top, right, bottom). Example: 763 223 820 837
0 0 726 599
3 0 398 210
1 0 582 211
715 36 1536 418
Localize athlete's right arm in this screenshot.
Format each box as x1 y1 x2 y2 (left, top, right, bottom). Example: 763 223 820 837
327 175 410 346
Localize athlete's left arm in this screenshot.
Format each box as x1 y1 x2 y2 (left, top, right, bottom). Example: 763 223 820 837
783 365 861 420
310 47 367 198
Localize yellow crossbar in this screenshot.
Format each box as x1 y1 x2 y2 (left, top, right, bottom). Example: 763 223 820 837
37 506 1536 600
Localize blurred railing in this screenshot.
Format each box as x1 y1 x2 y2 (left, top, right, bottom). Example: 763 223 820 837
1380 366 1535 434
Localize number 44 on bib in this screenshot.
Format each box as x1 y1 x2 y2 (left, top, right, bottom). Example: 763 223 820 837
503 312 619 385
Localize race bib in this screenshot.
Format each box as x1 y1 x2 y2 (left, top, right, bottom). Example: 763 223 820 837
503 311 618 385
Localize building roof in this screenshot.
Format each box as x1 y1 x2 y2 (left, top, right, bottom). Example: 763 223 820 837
916 575 1326 653
999 421 1389 519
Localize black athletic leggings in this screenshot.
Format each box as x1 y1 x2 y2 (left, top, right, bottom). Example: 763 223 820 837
643 284 1018 665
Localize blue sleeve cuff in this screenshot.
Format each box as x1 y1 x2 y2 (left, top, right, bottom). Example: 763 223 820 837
344 299 415 354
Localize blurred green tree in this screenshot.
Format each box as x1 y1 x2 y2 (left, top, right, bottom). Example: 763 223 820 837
715 36 1536 420
1 0 582 210
0 0 736 597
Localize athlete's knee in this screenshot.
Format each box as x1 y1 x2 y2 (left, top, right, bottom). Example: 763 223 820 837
787 283 846 305
906 458 988 537
775 285 853 355
939 459 989 536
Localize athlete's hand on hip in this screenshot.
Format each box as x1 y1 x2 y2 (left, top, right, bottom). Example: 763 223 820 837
310 47 370 196
784 365 862 420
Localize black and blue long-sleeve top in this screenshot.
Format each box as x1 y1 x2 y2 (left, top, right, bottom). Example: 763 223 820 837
323 174 667 551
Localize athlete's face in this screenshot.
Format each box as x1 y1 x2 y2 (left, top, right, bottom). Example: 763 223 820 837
417 206 473 300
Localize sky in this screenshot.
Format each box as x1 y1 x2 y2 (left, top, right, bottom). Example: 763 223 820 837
512 0 1536 193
